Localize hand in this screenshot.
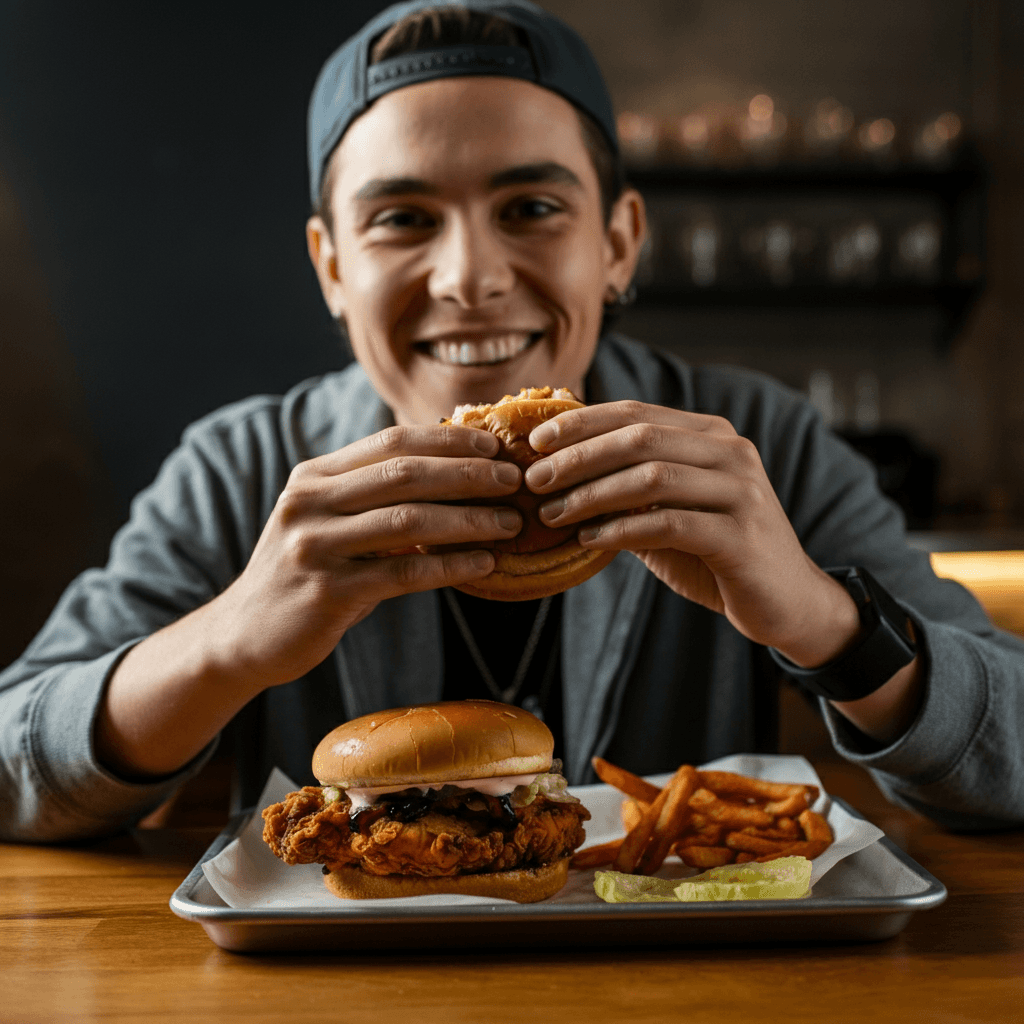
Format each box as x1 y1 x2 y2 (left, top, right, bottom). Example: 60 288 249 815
523 401 861 667
211 423 523 690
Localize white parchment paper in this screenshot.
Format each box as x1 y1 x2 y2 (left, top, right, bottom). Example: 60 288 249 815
202 754 884 910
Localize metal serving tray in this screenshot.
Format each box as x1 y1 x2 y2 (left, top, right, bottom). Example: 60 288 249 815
169 797 946 953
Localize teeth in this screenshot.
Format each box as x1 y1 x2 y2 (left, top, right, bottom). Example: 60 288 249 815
428 332 536 366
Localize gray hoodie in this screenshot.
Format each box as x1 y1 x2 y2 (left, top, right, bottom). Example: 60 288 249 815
2 334 1021 841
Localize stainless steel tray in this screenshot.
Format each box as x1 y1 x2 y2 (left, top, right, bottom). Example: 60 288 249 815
169 797 946 952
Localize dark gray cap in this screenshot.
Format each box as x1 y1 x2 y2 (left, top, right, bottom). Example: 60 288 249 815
307 0 618 206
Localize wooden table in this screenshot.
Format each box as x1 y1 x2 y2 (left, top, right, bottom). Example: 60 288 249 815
1 762 1020 1024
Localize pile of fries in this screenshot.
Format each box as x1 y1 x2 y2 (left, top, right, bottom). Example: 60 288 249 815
572 757 834 875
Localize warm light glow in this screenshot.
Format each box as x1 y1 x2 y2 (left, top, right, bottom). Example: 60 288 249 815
930 551 1024 589
934 112 962 142
859 118 895 150
680 113 710 147
814 98 853 138
930 551 1024 636
617 111 657 143
749 94 774 122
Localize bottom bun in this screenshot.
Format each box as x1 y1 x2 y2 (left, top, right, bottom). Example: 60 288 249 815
456 542 616 602
323 858 570 903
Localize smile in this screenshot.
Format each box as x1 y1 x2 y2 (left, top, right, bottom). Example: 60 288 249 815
420 331 544 367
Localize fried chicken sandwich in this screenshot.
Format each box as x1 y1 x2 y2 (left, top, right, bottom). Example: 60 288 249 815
437 386 617 601
262 700 590 902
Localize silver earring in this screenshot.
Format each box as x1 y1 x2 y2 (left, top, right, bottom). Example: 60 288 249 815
605 284 637 308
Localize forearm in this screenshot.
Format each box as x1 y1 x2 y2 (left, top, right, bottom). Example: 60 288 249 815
93 592 267 779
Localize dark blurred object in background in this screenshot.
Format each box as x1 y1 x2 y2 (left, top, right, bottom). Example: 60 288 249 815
837 429 940 529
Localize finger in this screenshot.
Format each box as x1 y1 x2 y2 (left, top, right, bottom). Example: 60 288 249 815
528 400 735 455
301 422 500 478
537 461 746 529
340 548 498 601
288 502 523 560
576 507 736 556
280 455 521 519
525 419 753 495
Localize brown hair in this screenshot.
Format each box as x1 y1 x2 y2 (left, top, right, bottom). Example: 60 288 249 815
316 6 624 230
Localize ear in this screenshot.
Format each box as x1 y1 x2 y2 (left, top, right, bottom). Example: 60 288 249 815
603 187 647 298
306 215 347 320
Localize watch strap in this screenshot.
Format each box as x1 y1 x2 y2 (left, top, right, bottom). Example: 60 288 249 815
769 567 917 701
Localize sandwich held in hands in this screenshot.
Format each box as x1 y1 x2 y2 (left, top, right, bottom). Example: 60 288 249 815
262 700 590 902
434 386 618 601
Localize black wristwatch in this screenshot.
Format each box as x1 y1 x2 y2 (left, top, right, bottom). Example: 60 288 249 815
768 567 917 701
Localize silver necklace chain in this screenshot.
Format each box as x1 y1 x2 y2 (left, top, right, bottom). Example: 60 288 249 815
442 588 553 705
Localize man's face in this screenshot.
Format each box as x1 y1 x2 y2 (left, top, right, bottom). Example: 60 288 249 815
308 76 643 426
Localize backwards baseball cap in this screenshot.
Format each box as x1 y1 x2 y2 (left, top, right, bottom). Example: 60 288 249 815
307 0 618 206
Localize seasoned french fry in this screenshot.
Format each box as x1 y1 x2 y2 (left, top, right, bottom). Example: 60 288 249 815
675 824 724 847
699 771 818 805
764 792 810 817
755 839 829 862
688 789 774 828
621 797 647 832
798 809 833 844
734 852 757 863
773 817 802 838
677 845 735 869
612 764 686 873
571 838 623 869
637 765 699 874
592 757 662 804
724 831 795 856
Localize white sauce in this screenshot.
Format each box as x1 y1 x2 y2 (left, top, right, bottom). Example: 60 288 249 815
342 773 539 812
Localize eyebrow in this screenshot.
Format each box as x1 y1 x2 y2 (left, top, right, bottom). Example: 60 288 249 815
351 161 583 204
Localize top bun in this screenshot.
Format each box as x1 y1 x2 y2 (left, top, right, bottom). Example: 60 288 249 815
312 700 554 789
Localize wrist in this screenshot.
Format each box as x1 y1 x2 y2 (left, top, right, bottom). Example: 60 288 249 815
772 564 863 669
770 567 918 703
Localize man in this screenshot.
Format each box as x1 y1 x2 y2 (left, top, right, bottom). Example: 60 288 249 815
2 0 1022 841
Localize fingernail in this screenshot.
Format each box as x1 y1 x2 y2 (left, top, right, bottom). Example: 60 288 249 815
472 431 499 454
540 496 565 522
531 421 557 449
525 460 553 487
578 524 601 542
495 509 521 532
492 461 520 486
470 550 493 571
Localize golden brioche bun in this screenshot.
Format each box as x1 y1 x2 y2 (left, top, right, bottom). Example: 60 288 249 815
441 386 615 601
312 699 553 789
323 858 570 903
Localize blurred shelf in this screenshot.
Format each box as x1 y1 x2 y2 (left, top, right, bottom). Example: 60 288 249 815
625 150 986 195
626 147 987 349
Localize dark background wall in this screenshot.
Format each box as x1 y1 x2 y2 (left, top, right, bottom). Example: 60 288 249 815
0 1 392 663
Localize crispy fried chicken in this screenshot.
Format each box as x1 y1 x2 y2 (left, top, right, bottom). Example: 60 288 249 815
262 784 589 877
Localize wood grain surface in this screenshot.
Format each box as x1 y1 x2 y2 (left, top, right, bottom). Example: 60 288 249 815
1 762 1020 1024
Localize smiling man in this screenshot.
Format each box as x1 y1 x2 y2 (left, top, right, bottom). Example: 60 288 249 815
1 0 1023 841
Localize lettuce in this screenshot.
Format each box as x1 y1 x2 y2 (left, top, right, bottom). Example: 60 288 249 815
510 762 581 807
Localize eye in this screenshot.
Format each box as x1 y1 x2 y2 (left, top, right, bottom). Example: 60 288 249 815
502 197 562 222
371 207 436 230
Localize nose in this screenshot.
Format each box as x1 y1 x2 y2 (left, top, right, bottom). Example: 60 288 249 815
427 213 515 308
